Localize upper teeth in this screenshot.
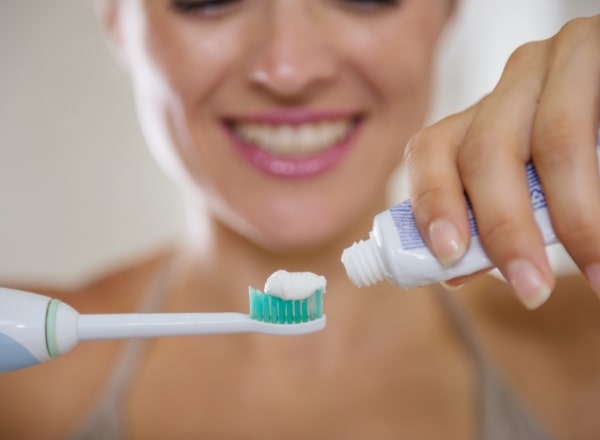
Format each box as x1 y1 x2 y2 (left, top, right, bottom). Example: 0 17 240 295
233 120 353 155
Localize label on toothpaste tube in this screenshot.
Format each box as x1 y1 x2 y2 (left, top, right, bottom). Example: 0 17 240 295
389 201 426 251
390 158 548 252
389 199 480 252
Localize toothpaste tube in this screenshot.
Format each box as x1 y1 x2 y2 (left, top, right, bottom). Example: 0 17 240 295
341 129 600 289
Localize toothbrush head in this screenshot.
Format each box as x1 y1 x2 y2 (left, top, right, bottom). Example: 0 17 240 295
248 286 324 325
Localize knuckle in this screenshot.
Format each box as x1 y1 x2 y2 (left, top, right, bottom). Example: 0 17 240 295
552 213 600 247
557 16 600 42
456 129 498 181
409 185 447 225
404 127 437 167
505 41 544 69
551 17 600 58
478 215 523 255
404 111 468 167
404 128 448 221
410 184 445 210
532 118 579 166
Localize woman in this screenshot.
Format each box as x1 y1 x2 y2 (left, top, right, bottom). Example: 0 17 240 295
1 0 599 438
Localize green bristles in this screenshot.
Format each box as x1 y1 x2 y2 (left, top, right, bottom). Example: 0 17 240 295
248 287 324 324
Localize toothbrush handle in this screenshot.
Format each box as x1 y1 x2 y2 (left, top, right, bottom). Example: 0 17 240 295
78 312 326 338
78 312 259 340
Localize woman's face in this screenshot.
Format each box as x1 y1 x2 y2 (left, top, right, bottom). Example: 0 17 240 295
111 0 451 252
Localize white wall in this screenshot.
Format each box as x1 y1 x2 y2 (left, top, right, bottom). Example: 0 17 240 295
0 1 184 285
0 1 597 286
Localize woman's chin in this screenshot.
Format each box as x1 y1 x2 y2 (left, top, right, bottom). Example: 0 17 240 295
249 221 348 256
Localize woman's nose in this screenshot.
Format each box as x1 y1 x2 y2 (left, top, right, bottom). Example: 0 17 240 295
247 3 339 98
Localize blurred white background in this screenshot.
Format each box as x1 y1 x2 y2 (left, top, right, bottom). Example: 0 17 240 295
0 0 597 286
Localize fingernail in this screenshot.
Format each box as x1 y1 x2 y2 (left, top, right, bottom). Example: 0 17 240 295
505 260 551 309
429 219 465 266
584 263 600 295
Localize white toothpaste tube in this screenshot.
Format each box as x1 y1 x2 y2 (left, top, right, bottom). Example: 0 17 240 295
342 128 600 289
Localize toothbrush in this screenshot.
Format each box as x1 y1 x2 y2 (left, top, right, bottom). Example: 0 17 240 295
0 286 326 373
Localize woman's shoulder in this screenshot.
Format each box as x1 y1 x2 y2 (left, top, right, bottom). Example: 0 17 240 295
3 246 174 313
71 246 175 313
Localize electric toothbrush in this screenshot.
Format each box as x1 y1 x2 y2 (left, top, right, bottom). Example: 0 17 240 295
0 285 326 373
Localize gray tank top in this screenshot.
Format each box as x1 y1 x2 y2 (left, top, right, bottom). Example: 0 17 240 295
435 287 553 440
69 276 553 440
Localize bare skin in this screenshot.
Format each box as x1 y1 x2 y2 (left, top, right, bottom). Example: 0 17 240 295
2 248 600 440
1 1 600 439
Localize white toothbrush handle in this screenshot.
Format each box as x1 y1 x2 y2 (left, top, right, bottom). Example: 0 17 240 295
77 313 326 339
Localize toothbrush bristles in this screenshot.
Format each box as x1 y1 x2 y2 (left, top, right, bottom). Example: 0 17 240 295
248 287 324 324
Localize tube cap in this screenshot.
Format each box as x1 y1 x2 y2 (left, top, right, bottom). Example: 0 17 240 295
341 239 386 287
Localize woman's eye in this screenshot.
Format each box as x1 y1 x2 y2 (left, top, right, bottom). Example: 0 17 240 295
170 0 240 16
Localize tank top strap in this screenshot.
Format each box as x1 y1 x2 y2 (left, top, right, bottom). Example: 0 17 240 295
432 283 554 440
68 256 176 440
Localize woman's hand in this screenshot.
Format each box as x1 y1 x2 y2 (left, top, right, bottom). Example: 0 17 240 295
404 14 600 309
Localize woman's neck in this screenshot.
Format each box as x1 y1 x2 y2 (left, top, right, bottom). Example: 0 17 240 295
166 192 403 316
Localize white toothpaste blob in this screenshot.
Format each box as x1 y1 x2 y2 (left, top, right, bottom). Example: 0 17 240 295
264 270 326 300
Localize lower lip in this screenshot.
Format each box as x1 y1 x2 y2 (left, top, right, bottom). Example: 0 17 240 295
224 122 360 178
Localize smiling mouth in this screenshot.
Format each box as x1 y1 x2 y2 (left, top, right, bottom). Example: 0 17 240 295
227 117 360 156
